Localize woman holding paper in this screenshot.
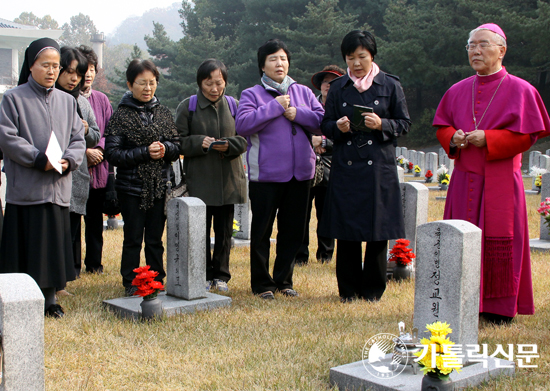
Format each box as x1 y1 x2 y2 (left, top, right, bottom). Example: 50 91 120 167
176 59 247 293
0 38 86 318
319 30 411 303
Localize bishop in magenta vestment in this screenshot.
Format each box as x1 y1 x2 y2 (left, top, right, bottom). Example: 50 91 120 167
433 24 550 320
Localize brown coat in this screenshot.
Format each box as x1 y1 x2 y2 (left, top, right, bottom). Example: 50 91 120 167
176 90 247 206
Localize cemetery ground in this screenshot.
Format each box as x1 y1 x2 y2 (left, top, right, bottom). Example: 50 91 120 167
46 178 548 390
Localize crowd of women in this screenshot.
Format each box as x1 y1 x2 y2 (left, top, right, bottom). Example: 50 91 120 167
0 29 410 317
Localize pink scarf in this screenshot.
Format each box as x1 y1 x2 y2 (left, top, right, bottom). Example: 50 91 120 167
348 62 380 93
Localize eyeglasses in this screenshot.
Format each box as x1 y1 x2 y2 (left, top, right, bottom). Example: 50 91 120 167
465 43 503 51
39 63 62 72
134 81 158 88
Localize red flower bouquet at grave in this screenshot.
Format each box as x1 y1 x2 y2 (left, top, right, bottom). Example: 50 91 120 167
389 239 416 266
132 265 164 299
425 170 433 179
408 162 413 170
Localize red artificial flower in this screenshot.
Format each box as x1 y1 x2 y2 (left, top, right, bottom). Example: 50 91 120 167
134 265 152 274
149 281 164 290
389 239 416 266
408 162 413 169
425 170 433 178
131 265 164 298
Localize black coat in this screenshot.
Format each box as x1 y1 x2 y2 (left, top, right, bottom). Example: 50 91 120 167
319 72 411 242
105 94 180 198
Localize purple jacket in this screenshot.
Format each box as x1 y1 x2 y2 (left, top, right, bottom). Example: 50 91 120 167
236 83 323 182
87 89 113 189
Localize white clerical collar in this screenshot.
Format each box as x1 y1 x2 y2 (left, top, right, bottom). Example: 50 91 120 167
477 67 503 77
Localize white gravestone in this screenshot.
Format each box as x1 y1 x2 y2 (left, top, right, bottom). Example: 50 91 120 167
401 147 408 159
389 182 429 255
166 197 207 300
531 153 550 190
172 158 183 185
414 220 482 346
331 219 514 391
440 154 455 175
439 147 446 163
0 274 44 391
532 155 550 189
529 171 550 253
397 166 405 183
408 150 417 166
234 202 252 240
540 172 550 241
104 196 232 318
396 146 402 157
426 152 438 175
416 151 426 175
529 150 541 172
388 182 429 278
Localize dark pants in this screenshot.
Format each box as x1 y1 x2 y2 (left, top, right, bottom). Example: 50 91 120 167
70 212 82 276
336 239 388 301
84 187 106 273
296 185 334 263
249 178 310 294
206 204 234 282
118 192 166 288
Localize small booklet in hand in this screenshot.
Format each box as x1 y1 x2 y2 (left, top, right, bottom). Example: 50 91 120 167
351 104 374 132
207 140 227 152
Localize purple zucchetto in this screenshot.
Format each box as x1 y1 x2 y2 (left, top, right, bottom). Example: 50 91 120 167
476 23 506 40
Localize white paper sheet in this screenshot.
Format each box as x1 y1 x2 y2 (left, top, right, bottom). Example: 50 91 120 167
45 131 63 174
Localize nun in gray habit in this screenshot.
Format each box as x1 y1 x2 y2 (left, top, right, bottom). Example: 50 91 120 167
0 38 86 318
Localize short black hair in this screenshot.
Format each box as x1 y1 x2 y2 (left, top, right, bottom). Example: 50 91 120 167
196 59 228 87
77 45 98 70
340 30 377 61
257 39 291 77
60 46 88 77
126 59 159 85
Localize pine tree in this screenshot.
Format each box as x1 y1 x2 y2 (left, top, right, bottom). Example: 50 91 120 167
60 13 99 47
274 0 362 87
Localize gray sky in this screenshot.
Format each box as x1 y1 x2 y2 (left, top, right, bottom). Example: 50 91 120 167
3 1 180 35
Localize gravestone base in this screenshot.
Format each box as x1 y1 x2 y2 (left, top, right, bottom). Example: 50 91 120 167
524 189 540 195
103 220 124 230
330 354 514 391
210 237 276 248
428 186 446 191
103 291 231 320
529 238 550 253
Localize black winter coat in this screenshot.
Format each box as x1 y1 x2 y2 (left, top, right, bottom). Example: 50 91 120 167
105 94 180 198
319 72 411 242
